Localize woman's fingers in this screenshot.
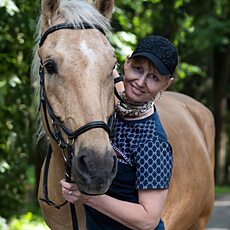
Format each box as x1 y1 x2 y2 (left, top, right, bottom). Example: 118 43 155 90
60 179 76 198
61 186 72 195
60 179 91 204
60 179 78 190
60 179 82 199
60 179 71 188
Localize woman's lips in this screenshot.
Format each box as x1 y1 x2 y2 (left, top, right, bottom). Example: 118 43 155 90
130 84 145 96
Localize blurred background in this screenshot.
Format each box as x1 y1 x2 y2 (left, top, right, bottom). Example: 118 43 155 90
0 0 229 229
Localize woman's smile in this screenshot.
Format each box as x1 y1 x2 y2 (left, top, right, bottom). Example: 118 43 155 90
126 83 146 100
131 84 145 95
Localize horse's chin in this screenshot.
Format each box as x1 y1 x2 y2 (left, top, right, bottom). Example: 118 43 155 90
71 146 117 195
78 183 110 195
75 176 113 195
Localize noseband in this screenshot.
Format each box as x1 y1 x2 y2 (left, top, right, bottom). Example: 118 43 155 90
38 23 116 229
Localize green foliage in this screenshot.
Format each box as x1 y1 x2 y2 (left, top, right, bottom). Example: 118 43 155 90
8 212 48 230
0 212 49 230
108 32 137 64
0 0 39 219
215 186 230 194
0 216 8 230
111 0 230 186
0 0 229 222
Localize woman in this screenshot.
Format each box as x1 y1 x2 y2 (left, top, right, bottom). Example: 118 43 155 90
61 35 178 230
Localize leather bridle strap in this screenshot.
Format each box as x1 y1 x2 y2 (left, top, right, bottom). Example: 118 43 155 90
114 75 126 104
45 98 111 140
39 22 105 47
38 22 110 230
39 66 112 148
39 144 78 228
39 145 68 208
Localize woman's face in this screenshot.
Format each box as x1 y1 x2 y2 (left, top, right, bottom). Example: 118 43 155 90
123 57 173 103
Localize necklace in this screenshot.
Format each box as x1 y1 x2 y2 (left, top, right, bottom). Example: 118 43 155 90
116 91 154 118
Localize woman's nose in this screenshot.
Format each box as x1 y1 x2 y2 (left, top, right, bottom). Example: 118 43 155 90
136 75 147 87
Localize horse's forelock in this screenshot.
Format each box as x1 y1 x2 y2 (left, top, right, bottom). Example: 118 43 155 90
60 0 111 31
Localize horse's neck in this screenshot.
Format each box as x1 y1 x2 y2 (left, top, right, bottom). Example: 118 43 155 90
38 141 66 206
49 142 66 179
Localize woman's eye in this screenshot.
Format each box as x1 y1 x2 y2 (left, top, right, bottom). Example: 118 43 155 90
44 60 57 75
149 74 159 81
134 67 142 73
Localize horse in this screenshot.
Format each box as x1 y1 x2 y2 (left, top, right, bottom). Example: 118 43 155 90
156 91 215 230
31 0 215 229
32 0 117 229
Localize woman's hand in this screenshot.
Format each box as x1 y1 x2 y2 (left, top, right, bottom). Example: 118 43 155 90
60 179 90 204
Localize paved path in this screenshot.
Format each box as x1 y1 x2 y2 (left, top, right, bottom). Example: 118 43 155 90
206 194 230 230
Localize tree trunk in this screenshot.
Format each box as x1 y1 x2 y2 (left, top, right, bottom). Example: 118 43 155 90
213 42 230 185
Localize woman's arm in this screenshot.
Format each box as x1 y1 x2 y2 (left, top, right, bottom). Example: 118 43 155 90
61 180 168 230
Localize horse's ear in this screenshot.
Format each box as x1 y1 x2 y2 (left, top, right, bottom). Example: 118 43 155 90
41 0 60 27
94 0 114 19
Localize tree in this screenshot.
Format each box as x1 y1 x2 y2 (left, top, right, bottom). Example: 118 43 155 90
0 0 229 220
111 0 230 185
0 0 38 218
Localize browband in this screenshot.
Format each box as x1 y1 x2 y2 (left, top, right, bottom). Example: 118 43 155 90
39 22 106 47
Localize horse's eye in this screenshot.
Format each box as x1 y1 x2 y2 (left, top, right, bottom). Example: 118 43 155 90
44 60 57 75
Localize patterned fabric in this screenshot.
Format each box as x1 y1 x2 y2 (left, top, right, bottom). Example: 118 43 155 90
116 91 154 118
111 110 173 189
83 109 173 229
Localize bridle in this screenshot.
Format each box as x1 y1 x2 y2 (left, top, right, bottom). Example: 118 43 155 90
39 23 112 149
38 22 116 230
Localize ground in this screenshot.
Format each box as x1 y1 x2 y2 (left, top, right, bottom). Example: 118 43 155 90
206 194 230 230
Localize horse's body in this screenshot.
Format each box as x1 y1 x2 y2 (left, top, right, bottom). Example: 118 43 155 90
156 91 215 230
32 0 215 229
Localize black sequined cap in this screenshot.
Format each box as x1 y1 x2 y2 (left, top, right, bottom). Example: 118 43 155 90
130 35 178 75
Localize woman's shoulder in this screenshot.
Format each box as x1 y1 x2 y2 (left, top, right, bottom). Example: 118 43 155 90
151 111 168 142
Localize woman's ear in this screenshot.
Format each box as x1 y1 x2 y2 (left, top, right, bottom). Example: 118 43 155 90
161 77 174 91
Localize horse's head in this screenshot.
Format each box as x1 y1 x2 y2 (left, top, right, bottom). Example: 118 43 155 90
36 0 117 194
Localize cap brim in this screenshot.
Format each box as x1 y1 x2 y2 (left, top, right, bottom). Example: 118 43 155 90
130 52 171 75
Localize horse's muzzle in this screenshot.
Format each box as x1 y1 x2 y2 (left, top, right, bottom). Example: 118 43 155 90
72 146 117 195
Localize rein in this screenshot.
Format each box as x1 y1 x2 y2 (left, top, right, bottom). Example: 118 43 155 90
38 22 115 230
114 75 125 104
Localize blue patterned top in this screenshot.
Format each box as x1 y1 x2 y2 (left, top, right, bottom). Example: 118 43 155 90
112 110 173 189
84 110 173 230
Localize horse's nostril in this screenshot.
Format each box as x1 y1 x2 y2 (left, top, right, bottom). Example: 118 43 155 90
78 155 88 172
76 155 92 184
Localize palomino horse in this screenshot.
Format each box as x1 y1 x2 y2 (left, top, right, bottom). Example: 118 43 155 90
156 92 215 230
32 0 215 229
32 0 117 229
